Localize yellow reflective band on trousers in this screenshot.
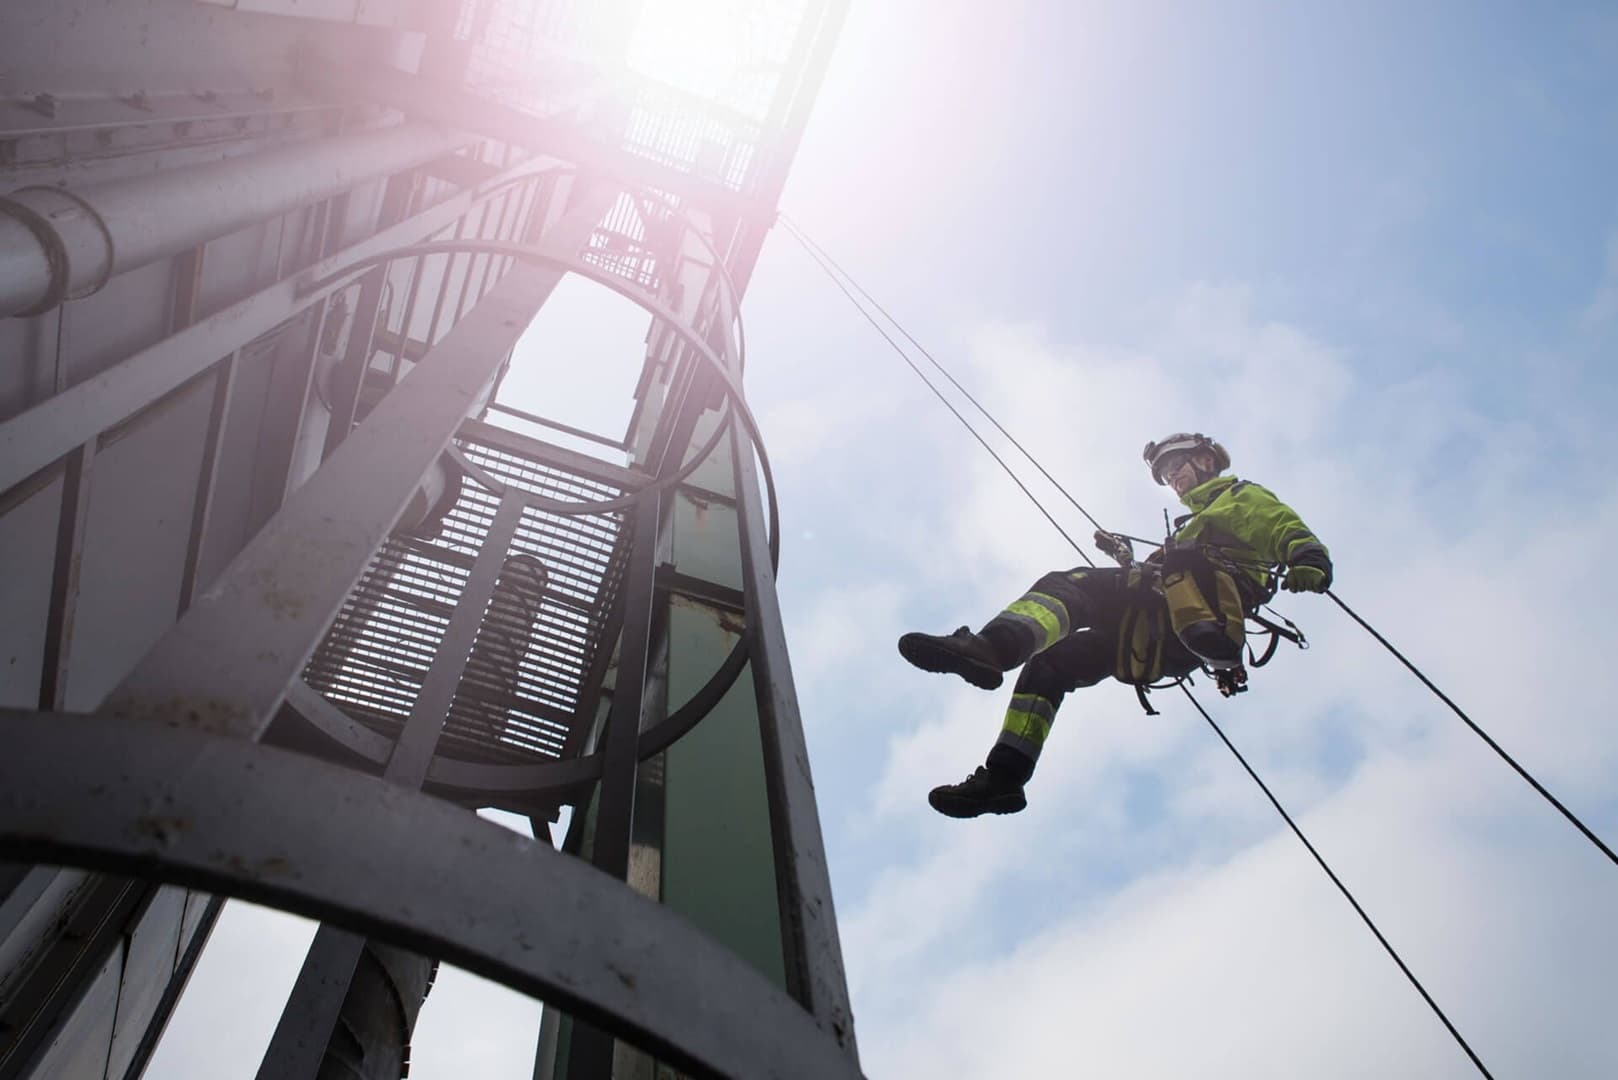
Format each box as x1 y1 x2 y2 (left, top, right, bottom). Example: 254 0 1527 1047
1000 692 1056 748
997 693 1055 761
1001 592 1070 652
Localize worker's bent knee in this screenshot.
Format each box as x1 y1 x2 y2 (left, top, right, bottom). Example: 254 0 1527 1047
1018 637 1111 697
1031 570 1076 596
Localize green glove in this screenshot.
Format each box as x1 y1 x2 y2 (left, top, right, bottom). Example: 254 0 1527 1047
1283 563 1331 593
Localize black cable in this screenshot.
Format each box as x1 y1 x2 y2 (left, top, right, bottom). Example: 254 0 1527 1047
779 216 1095 565
1178 685 1494 1079
781 213 1113 538
1327 590 1617 869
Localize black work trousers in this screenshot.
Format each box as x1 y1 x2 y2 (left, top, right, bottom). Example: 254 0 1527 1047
982 566 1200 781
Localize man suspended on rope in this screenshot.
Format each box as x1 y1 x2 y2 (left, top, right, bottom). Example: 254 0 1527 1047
899 432 1333 818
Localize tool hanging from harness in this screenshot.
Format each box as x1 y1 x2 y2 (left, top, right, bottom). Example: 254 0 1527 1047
1094 529 1308 714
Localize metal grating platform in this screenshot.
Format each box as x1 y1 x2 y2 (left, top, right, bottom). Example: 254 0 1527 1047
582 189 669 292
303 430 631 766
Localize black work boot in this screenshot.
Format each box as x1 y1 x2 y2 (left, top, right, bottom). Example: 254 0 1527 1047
928 765 1027 818
897 626 1005 690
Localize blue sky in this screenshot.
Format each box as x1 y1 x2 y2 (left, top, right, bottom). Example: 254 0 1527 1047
152 2 1618 1076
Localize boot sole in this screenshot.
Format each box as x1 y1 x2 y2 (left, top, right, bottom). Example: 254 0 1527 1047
897 634 1004 690
928 790 1027 819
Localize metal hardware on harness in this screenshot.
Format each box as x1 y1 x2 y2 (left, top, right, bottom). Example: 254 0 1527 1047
1215 665 1248 697
1094 529 1134 568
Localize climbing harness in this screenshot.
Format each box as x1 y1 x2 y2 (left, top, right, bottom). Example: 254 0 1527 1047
1092 525 1308 710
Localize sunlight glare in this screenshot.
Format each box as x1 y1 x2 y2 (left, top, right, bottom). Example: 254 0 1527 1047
625 0 750 100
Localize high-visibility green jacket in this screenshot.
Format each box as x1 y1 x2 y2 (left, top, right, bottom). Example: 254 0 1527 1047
1171 474 1329 598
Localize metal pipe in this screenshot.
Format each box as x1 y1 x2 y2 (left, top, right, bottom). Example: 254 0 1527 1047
0 123 472 317
0 161 531 495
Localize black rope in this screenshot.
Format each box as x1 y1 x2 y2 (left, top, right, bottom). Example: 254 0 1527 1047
1178 686 1493 1078
781 213 1114 540
781 214 1497 1080
1327 590 1617 869
778 215 1095 566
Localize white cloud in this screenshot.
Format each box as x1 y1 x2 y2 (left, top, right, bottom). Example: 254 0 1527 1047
860 746 1618 1080
786 580 907 688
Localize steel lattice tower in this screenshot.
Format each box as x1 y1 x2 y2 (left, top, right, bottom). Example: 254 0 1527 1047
0 2 857 1077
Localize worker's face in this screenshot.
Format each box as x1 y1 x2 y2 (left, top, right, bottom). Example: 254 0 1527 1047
1163 451 1214 496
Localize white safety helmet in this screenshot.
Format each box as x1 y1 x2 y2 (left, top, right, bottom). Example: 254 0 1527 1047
1143 432 1231 485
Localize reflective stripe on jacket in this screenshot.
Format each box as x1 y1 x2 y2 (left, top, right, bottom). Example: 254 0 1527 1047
1172 475 1328 596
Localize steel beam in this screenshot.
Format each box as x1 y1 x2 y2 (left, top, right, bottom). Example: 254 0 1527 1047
114 896 223 1080
255 926 366 1080
320 266 390 458
568 480 673 1079
37 442 93 711
383 492 526 789
281 680 604 801
457 418 649 494
483 402 627 451
730 411 857 1059
0 712 867 1080
267 333 533 1080
589 492 662 880
175 356 238 613
0 877 147 1078
168 247 206 334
